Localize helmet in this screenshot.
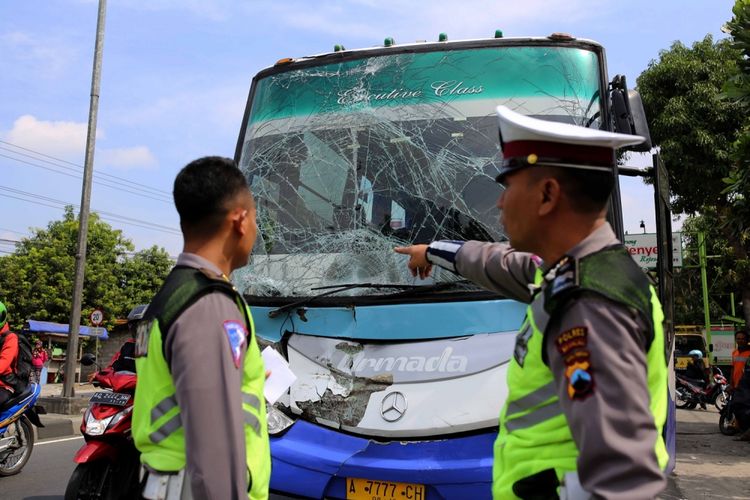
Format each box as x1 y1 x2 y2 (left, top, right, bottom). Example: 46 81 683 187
0 302 7 329
127 304 149 323
688 349 703 359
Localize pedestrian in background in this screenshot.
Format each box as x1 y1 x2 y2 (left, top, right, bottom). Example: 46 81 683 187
395 107 669 499
133 156 270 500
31 340 49 384
731 329 749 389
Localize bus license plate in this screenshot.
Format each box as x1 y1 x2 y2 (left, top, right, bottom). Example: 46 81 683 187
89 391 130 406
346 477 425 500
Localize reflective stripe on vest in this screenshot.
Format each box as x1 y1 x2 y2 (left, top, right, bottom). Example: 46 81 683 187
149 395 182 444
505 380 557 416
734 356 749 363
505 400 564 432
243 392 262 435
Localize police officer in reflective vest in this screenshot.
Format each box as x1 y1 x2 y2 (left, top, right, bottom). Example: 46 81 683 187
396 107 669 499
133 156 270 500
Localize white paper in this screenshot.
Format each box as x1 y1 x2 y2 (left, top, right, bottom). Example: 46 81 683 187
261 346 297 405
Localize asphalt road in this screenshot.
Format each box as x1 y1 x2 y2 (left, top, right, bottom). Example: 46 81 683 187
1 435 83 500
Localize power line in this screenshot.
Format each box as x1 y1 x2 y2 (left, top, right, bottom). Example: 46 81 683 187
0 150 172 204
0 227 30 237
0 140 171 196
0 236 177 260
0 185 181 235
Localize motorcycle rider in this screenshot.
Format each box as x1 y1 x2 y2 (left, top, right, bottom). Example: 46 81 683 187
684 350 709 409
0 301 19 407
685 350 708 385
107 305 147 375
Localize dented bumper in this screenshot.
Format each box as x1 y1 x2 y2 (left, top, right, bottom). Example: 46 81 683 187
270 419 495 499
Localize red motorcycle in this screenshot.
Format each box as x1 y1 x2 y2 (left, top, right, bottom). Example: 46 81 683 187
676 366 729 411
64 353 139 500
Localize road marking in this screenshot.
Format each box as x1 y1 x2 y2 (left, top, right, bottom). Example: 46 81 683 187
37 435 84 446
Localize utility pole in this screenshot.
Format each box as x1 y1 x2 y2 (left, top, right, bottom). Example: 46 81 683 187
698 231 712 352
63 0 107 398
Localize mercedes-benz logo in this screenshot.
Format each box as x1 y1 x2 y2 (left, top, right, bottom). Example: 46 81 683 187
380 391 407 422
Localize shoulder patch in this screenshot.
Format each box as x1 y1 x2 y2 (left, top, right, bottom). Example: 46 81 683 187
555 326 587 355
223 320 247 368
565 361 595 400
556 326 594 400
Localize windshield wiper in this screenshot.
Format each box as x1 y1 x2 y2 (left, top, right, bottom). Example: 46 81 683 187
267 283 421 318
386 279 481 298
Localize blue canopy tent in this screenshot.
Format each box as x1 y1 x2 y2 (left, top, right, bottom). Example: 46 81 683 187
25 320 109 340
24 320 109 384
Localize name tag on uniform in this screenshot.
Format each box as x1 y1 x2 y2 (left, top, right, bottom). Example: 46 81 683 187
134 319 155 357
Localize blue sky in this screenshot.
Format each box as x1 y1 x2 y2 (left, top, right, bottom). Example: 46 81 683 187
0 0 737 257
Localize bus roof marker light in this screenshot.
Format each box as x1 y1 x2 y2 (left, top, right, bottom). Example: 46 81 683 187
334 44 346 52
494 30 504 38
549 32 576 41
439 33 448 42
384 37 395 47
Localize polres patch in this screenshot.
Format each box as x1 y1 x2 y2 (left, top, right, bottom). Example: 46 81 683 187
555 326 588 355
223 320 247 369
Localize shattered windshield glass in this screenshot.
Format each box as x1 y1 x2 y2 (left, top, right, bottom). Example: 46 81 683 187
235 45 602 297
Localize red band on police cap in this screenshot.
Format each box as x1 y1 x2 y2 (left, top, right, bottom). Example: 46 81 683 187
503 140 614 166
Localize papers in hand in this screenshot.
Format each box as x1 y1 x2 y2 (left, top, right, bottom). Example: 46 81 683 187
261 346 297 405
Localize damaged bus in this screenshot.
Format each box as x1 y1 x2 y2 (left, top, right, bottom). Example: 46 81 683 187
233 32 672 499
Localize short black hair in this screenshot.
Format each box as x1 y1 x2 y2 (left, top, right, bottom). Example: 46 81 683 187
736 329 748 338
173 156 249 234
530 166 613 213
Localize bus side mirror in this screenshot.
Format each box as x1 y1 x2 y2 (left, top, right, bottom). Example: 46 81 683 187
609 75 652 152
709 343 714 352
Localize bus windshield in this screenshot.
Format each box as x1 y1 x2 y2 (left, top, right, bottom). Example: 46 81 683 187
235 43 603 297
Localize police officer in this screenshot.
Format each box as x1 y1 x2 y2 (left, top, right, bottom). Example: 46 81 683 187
133 156 270 500
395 107 669 499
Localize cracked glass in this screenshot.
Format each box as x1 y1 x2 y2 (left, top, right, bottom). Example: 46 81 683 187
236 45 602 297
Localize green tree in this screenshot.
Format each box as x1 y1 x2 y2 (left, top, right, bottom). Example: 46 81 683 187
0 207 172 330
637 33 750 327
722 0 750 327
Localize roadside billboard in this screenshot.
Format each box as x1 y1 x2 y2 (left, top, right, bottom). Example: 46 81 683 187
623 232 683 270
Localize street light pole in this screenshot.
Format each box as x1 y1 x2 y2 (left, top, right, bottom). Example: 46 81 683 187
63 0 107 398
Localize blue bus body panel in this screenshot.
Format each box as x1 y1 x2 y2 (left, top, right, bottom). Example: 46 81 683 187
252 299 526 342
271 420 494 500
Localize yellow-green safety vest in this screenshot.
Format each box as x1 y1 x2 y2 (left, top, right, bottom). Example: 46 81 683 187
133 266 270 500
493 247 669 499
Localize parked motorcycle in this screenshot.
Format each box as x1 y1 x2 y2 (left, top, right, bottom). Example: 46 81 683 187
675 366 728 411
0 382 46 476
718 392 741 436
64 353 139 500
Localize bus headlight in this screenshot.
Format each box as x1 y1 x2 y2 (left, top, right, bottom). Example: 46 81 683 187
267 406 295 435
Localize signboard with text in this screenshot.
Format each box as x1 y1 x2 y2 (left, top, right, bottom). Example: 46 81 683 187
710 326 737 365
623 232 682 270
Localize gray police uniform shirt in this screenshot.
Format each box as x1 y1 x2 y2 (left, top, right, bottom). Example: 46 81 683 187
163 253 250 500
426 223 666 500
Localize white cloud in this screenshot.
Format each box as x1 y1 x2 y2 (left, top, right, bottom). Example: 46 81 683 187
99 146 157 170
1 115 157 170
2 115 90 161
